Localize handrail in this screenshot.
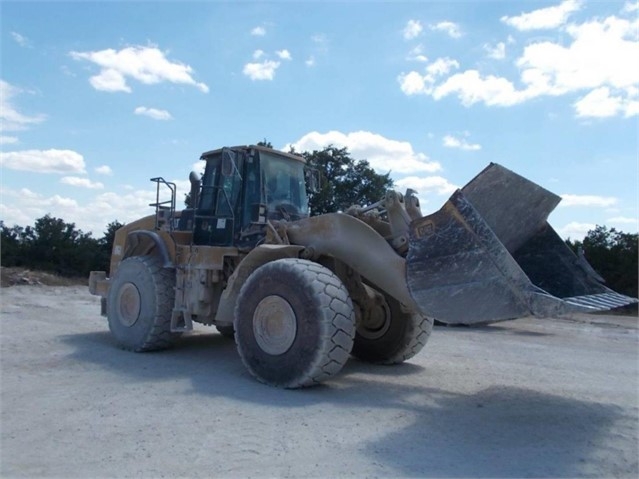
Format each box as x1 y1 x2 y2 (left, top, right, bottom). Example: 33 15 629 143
149 177 177 231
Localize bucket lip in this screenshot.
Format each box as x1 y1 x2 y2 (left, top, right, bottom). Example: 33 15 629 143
462 162 561 205
562 291 639 310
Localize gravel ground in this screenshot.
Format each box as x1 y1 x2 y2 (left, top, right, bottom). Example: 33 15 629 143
1 285 637 478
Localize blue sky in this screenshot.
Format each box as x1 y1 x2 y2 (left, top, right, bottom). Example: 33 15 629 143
1 0 637 240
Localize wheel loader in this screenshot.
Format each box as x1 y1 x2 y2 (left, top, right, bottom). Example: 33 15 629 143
89 145 638 388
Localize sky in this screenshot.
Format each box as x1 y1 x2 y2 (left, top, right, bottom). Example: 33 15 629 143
1 0 638 241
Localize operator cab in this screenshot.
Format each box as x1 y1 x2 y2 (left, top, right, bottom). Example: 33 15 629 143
187 145 310 248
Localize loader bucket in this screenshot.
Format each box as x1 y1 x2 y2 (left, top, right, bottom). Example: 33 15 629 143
406 163 638 325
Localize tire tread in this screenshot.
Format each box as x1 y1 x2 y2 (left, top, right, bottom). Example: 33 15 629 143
234 258 356 388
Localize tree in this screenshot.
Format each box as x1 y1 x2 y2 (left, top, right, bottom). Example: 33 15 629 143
301 146 393 215
0 222 28 267
98 220 125 271
566 225 638 297
28 215 99 276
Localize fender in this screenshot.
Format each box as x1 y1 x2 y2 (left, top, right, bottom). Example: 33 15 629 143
124 230 174 268
285 213 418 311
109 215 176 276
215 244 305 325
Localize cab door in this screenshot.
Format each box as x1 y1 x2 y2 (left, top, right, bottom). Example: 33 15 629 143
194 148 243 246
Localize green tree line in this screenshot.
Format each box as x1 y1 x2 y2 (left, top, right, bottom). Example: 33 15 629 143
1 216 123 278
565 226 638 297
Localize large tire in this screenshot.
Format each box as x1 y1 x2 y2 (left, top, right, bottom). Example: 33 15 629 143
107 255 179 352
234 258 355 388
351 292 433 364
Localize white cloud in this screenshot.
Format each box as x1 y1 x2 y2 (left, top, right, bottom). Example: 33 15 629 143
0 80 46 132
243 60 281 81
70 45 209 93
305 56 316 67
60 176 104 189
623 1 639 13
559 194 618 207
0 187 158 235
401 9 638 119
253 49 265 60
443 134 482 151
403 20 423 40
287 130 441 174
134 106 173 120
2 172 203 234
87 68 130 92
251 26 266 36
398 57 459 96
484 42 506 60
430 21 462 39
394 175 458 196
406 45 428 63
0 189 81 230
501 0 582 31
398 71 430 96
426 57 460 76
95 165 113 176
276 49 292 60
516 16 639 96
11 32 32 48
0 136 18 145
557 221 595 240
0 149 86 174
433 70 528 106
574 87 638 118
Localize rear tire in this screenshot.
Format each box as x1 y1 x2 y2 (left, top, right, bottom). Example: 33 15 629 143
234 258 355 388
107 255 179 352
351 292 432 364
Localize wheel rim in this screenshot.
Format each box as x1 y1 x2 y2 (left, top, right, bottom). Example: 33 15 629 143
253 295 297 355
117 282 141 327
357 299 391 340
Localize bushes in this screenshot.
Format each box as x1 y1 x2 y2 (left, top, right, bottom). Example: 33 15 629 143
566 226 638 297
1 215 123 278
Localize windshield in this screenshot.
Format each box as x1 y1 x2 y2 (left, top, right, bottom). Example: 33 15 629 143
261 152 309 219
260 152 308 219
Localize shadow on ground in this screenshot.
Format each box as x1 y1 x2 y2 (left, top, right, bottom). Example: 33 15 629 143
62 329 635 478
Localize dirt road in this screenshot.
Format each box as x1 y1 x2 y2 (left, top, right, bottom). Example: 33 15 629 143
1 285 637 478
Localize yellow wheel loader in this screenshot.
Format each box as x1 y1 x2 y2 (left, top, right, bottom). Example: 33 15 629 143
89 145 637 388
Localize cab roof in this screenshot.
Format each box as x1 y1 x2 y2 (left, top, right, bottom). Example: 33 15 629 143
199 145 306 164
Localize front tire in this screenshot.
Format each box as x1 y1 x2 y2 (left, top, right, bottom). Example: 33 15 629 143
234 258 355 388
107 255 179 352
351 292 433 364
